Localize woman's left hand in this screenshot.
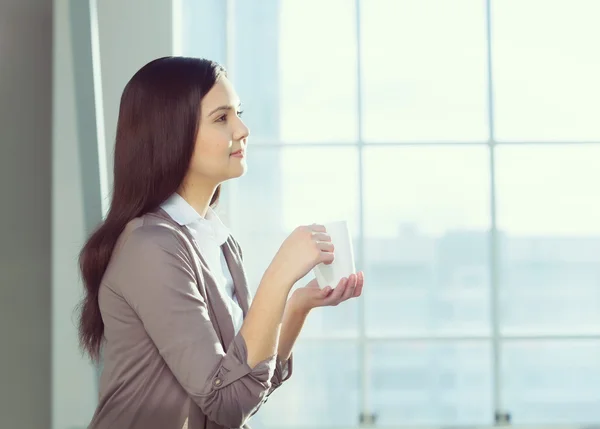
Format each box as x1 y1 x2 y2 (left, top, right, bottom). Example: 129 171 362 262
289 271 364 315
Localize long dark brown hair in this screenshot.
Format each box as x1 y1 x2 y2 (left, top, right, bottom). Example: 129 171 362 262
78 57 226 361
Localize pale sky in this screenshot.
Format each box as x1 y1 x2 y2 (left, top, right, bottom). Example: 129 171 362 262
266 0 600 237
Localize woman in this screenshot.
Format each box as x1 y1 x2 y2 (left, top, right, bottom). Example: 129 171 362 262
78 56 364 429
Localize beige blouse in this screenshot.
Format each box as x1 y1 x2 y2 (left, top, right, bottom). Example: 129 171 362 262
87 208 292 429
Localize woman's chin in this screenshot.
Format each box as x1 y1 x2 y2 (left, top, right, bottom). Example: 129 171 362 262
227 163 247 179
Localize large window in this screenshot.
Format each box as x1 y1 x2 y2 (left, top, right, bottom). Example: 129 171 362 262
183 0 600 427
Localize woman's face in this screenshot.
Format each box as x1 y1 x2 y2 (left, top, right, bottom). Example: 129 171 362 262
188 76 249 185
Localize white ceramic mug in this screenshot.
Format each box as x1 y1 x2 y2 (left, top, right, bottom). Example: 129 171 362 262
313 220 356 288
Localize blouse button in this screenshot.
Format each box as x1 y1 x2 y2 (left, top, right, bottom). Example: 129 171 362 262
214 378 222 387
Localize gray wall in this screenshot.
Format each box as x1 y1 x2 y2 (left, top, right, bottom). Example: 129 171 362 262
52 1 99 427
0 1 53 428
97 0 174 192
52 1 175 428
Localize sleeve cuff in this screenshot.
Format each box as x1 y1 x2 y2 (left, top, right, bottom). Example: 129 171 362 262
211 333 277 391
271 353 293 388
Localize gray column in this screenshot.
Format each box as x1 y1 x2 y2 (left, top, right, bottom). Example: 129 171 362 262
0 0 53 428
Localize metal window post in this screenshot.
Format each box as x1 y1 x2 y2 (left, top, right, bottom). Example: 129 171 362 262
484 0 508 424
354 0 375 425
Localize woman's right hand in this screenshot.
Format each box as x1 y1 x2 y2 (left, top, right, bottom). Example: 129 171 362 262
267 224 334 287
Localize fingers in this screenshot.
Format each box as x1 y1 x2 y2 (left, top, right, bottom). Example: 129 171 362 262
312 232 331 242
308 271 364 309
316 238 334 265
323 278 348 305
317 241 334 253
324 272 364 305
353 271 364 297
319 251 334 265
310 224 327 233
320 286 333 297
304 226 334 265
341 274 357 300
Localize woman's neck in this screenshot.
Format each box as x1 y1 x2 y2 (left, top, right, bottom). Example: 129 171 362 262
178 181 218 218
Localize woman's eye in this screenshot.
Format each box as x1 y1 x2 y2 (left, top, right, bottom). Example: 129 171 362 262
216 109 243 123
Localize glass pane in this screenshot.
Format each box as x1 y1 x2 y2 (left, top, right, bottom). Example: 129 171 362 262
364 147 491 336
233 0 358 143
180 0 226 65
231 0 283 143
250 341 359 428
493 0 600 141
361 0 489 142
503 340 600 424
370 341 492 425
496 146 600 334
229 146 360 336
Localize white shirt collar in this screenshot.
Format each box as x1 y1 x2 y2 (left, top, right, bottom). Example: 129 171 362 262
160 193 230 245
